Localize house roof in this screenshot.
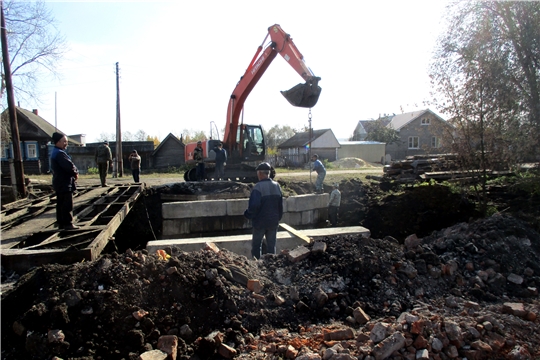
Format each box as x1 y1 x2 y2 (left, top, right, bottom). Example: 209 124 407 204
2 107 81 145
388 109 435 130
152 133 184 156
354 117 392 135
277 129 331 148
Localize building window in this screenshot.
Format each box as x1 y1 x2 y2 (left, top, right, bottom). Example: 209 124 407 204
26 142 39 159
408 136 419 149
431 136 441 148
421 118 431 125
1 143 11 160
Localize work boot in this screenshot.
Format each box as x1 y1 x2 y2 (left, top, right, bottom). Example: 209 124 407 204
63 224 80 230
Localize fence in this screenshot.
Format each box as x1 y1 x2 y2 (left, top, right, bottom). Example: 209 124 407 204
265 154 309 168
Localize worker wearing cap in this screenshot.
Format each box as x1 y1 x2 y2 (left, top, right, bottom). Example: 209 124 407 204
194 140 205 181
244 162 283 259
95 140 112 187
128 150 141 182
51 132 79 230
214 141 227 180
328 183 341 227
311 154 326 193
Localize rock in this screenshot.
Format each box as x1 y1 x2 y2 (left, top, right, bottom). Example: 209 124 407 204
353 307 370 324
502 302 528 318
370 323 389 343
287 246 311 263
431 337 443 352
444 321 462 341
47 329 65 343
471 340 493 352
416 349 429 360
139 349 168 360
218 343 237 358
371 332 405 360
247 279 263 293
313 287 328 307
312 241 327 253
404 234 421 249
157 335 178 360
507 273 523 285
323 328 355 341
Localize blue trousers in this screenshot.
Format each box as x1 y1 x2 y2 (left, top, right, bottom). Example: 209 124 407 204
251 226 277 259
315 171 326 191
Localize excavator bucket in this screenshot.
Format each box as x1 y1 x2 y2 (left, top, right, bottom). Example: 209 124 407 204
281 77 322 108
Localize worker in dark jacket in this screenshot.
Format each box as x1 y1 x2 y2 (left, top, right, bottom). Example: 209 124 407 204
95 140 112 186
193 140 205 181
214 141 227 180
244 162 283 259
50 132 79 230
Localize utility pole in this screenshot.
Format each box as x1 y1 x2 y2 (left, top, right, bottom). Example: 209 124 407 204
1 3 26 198
115 62 123 177
308 109 313 188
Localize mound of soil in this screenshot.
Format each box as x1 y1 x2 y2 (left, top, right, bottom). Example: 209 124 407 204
2 212 539 360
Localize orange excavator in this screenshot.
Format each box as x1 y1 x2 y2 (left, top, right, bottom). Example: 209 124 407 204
184 24 321 182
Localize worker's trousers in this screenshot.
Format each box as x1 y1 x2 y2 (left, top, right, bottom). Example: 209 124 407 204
251 226 277 259
315 170 326 192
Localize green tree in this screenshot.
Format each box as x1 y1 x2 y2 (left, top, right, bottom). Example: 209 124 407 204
264 125 296 150
430 1 540 215
364 118 400 145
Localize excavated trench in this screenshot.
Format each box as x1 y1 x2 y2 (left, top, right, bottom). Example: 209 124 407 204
109 178 481 255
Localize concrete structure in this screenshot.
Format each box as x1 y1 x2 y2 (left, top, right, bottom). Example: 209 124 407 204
337 141 385 163
147 226 370 259
162 193 330 238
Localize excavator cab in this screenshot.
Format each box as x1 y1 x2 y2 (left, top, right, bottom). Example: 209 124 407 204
281 77 322 108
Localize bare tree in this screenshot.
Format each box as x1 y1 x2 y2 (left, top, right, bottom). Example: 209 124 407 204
1 0 67 104
134 129 147 141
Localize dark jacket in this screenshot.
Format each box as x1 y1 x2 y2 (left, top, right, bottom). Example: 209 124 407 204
244 178 283 228
51 146 78 193
95 144 112 163
214 147 227 164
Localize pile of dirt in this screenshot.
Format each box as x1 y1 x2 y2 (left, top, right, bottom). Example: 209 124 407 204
1 212 539 359
332 158 373 169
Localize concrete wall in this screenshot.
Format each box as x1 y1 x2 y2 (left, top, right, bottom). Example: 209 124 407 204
162 193 329 238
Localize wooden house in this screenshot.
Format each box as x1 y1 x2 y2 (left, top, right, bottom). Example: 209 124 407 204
152 133 185 169
277 129 340 166
1 107 81 175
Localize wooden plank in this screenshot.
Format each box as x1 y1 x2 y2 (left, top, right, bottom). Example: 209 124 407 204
279 223 312 243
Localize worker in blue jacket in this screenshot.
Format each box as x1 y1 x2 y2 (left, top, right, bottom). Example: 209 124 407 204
244 162 283 259
50 132 79 230
311 154 326 193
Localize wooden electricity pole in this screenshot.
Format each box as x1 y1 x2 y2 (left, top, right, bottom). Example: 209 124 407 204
115 62 123 177
1 3 26 198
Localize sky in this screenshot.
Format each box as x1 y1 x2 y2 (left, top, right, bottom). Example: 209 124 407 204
26 0 449 143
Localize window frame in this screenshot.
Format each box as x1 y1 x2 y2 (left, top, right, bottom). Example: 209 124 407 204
26 142 39 159
408 136 420 149
421 118 431 125
431 136 441 148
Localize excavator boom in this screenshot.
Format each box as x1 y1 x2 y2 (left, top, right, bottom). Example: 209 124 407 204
223 24 321 148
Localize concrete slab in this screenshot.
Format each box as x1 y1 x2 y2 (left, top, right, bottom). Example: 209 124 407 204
147 226 370 259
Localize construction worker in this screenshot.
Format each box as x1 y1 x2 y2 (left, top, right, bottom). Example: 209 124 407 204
328 183 341 227
244 162 283 259
95 140 112 187
194 140 205 181
311 154 326 193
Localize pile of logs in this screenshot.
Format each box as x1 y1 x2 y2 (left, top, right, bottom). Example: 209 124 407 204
383 154 468 182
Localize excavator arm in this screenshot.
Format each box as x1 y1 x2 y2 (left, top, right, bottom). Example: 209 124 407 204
222 24 321 149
